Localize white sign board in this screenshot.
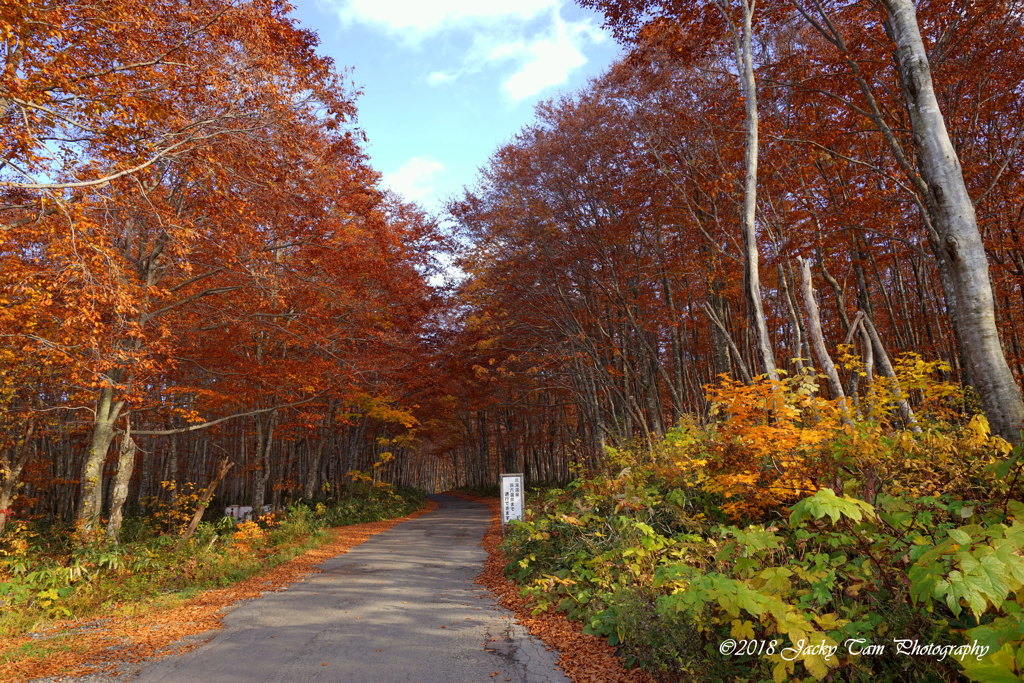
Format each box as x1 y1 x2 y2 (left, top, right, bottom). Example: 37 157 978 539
224 504 272 521
501 473 524 525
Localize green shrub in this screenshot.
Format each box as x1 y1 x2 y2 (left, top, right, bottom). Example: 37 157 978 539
499 433 1024 681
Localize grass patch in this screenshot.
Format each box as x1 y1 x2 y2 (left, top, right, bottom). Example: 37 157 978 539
0 633 77 665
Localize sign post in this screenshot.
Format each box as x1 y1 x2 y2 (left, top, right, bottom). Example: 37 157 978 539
500 473 524 526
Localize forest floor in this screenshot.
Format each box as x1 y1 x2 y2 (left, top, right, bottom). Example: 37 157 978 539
21 495 573 683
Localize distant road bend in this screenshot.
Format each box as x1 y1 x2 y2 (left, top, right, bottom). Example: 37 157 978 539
129 495 568 683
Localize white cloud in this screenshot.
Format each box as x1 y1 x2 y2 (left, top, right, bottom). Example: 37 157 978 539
427 70 457 86
495 14 605 102
322 0 608 103
421 9 607 101
382 156 445 205
328 0 559 39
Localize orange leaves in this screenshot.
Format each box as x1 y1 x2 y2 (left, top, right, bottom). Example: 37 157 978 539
671 373 846 518
0 0 447 524
230 520 268 551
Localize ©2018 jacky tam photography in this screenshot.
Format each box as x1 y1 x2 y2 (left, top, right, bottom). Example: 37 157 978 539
1 0 1023 681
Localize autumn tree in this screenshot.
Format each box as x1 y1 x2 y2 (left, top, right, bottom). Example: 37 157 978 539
582 0 1024 439
0 0 445 536
444 0 1024 483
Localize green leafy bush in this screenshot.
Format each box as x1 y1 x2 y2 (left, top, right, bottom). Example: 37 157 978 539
500 428 1024 681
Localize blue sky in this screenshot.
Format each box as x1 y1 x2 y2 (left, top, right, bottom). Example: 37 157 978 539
292 0 623 212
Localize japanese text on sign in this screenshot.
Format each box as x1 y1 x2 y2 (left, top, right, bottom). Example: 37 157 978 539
500 473 524 525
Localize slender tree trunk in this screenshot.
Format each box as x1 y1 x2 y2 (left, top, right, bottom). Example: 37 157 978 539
799 258 850 420
882 0 1024 440
707 278 733 378
860 319 876 408
704 301 754 383
0 485 14 537
305 436 327 500
862 313 920 433
106 415 138 540
0 421 34 536
818 250 851 332
251 411 276 512
304 402 334 499
779 261 806 372
177 457 233 550
729 0 777 380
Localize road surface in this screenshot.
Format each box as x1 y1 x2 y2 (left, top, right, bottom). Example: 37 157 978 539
130 495 568 683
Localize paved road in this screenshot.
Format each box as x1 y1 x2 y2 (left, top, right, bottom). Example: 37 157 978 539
131 495 568 683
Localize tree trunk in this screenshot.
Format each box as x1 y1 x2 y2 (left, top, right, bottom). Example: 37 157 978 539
0 420 34 536
882 0 1024 440
703 301 753 383
105 415 138 541
251 410 276 512
799 258 851 422
79 385 124 532
779 261 806 372
304 403 334 499
177 457 233 550
0 485 14 537
731 0 778 380
862 313 920 433
707 279 733 378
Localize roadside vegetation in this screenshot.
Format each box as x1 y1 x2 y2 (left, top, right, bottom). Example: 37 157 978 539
500 366 1024 682
0 478 424 642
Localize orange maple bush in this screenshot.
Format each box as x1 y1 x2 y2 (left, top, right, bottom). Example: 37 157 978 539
657 364 1014 520
694 373 843 517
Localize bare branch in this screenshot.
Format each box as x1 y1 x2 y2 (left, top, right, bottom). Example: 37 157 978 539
132 396 323 436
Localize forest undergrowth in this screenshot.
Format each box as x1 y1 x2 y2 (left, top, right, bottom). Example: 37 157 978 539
0 478 426 677
500 363 1024 682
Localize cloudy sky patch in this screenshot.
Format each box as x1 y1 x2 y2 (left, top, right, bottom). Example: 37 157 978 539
383 156 446 204
302 0 618 209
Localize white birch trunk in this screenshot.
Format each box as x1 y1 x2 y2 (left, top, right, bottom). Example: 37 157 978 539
799 258 846 401
883 0 1024 440
729 0 777 380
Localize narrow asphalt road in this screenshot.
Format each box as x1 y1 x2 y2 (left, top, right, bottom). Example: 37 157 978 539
130 495 569 683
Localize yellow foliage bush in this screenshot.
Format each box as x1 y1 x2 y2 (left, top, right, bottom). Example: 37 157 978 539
659 361 1010 520
142 481 204 533
230 520 267 551
0 521 33 558
835 414 1011 501
694 371 843 517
